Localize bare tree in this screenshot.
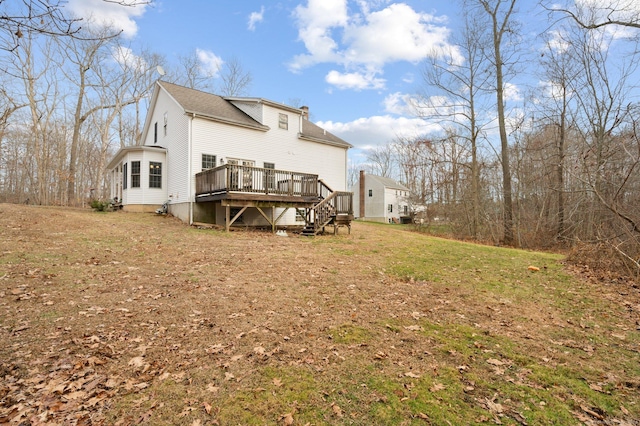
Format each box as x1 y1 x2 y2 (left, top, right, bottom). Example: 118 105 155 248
170 51 253 96
0 0 151 51
535 28 581 240
474 0 519 246
60 28 119 205
218 56 252 97
544 0 640 31
417 10 492 238
172 50 215 91
365 144 396 178
9 30 62 205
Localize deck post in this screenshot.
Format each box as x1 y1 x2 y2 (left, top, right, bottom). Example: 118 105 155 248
225 205 230 232
272 206 275 233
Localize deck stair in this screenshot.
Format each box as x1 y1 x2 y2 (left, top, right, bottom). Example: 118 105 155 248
302 180 353 236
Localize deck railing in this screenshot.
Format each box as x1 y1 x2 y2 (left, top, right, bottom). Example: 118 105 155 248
196 164 320 197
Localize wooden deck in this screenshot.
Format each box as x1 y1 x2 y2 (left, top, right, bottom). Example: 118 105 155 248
195 165 353 234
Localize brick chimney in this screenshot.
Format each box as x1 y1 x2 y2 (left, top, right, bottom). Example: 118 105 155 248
359 170 365 219
300 105 309 120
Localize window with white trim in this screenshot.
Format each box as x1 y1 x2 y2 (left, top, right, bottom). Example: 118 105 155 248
131 161 140 188
202 154 217 170
149 162 162 188
278 113 288 130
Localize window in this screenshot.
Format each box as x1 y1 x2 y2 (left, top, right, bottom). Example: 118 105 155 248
403 205 408 215
264 162 275 169
278 113 288 130
122 163 128 189
149 162 162 188
131 161 140 188
202 154 217 170
388 204 393 213
368 189 372 197
154 122 158 143
163 112 168 136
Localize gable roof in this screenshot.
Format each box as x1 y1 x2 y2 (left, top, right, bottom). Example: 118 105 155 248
366 174 409 191
299 119 352 148
154 81 351 148
159 81 269 131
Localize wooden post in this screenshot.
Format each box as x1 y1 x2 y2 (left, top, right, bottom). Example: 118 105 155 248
225 205 230 232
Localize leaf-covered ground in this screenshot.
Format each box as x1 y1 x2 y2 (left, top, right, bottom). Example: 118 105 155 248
1 203 639 425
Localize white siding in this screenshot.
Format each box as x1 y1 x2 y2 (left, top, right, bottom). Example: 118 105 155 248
144 89 191 204
229 101 263 124
120 149 167 205
189 106 347 226
190 106 348 192
352 176 409 223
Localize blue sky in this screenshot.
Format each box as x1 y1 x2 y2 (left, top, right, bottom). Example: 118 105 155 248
64 0 640 166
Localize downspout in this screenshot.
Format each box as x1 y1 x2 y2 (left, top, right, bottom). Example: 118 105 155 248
359 170 365 219
189 113 194 225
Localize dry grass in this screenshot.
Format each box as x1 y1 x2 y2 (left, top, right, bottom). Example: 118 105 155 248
1 204 639 425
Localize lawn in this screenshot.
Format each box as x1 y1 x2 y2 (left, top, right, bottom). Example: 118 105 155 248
1 203 638 425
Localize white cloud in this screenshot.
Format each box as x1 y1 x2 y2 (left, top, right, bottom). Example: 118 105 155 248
325 70 385 90
289 1 459 90
342 3 459 67
289 0 349 72
66 0 148 38
317 115 437 149
111 45 147 71
196 49 224 77
504 82 523 102
546 29 571 53
383 92 417 115
248 6 265 31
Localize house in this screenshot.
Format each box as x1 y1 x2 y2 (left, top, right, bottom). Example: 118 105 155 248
351 171 411 223
106 81 354 234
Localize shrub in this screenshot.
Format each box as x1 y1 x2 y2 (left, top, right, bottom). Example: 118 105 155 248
90 199 110 212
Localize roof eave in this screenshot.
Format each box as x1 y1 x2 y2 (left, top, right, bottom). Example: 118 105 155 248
298 133 352 149
225 97 303 114
187 110 270 131
106 145 167 170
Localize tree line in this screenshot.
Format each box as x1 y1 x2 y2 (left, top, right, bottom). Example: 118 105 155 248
350 0 640 277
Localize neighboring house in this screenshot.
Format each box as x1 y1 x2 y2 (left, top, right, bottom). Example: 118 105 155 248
107 81 353 234
351 171 411 223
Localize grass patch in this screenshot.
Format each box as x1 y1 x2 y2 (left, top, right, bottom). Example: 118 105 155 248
329 324 373 344
2 208 639 425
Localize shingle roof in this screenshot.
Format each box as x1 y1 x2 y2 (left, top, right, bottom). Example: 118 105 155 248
366 174 409 191
299 119 351 148
159 81 268 130
159 81 351 148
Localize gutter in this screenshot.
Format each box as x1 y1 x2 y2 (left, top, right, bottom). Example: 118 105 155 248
185 109 269 132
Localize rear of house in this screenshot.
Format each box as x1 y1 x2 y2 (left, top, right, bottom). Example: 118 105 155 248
107 81 353 232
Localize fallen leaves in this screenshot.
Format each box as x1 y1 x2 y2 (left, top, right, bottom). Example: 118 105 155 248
331 403 343 418
3 204 640 425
